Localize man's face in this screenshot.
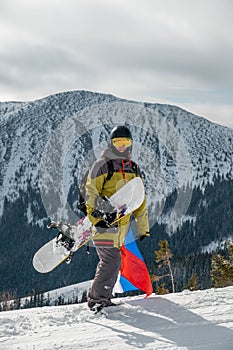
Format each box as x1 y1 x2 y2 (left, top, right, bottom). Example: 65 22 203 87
115 145 128 153
112 137 132 153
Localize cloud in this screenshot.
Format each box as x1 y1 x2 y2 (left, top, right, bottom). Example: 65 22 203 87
0 0 232 128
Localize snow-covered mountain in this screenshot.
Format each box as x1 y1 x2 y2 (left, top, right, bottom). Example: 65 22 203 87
1 284 233 349
0 90 232 223
0 90 232 296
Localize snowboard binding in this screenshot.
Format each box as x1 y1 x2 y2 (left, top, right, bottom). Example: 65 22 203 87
56 231 75 251
47 221 73 237
47 221 75 252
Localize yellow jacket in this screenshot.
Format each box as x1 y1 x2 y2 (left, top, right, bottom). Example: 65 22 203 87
85 146 149 248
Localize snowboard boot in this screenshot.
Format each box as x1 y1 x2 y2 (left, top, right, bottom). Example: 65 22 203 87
88 300 117 313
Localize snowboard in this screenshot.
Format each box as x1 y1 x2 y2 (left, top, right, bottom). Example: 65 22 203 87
33 177 145 273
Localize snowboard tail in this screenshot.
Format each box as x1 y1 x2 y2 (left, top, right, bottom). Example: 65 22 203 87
33 216 94 273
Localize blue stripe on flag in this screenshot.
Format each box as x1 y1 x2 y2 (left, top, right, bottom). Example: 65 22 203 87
124 228 144 260
120 275 139 292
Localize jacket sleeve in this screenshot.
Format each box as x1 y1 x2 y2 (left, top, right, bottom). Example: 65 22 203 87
85 169 106 226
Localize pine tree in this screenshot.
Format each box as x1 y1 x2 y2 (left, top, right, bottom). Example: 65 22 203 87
80 289 87 303
156 283 169 295
151 274 169 283
13 296 21 310
154 240 175 293
211 242 233 288
45 293 51 306
228 243 233 265
185 273 199 291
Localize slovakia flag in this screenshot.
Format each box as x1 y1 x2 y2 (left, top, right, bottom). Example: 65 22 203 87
113 228 153 297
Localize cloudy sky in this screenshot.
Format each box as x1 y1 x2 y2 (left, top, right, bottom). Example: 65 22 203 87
0 0 233 128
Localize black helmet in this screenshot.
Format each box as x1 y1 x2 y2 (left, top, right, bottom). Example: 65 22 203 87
110 125 132 140
109 125 132 160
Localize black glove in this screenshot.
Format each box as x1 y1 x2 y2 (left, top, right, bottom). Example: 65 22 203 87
95 196 117 214
94 220 118 234
105 211 117 224
94 196 117 224
139 232 150 241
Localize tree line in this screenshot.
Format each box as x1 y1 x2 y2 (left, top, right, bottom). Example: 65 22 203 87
2 238 233 312
0 289 88 312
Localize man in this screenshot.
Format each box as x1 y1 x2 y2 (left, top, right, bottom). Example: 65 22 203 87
85 125 150 311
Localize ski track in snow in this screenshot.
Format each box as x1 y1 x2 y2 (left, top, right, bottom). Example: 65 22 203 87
0 287 233 350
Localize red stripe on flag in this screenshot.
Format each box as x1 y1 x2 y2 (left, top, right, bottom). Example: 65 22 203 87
120 244 152 296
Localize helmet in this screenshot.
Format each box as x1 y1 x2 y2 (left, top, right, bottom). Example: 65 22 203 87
109 125 132 159
110 125 132 140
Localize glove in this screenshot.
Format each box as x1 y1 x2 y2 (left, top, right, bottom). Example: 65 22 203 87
91 208 117 224
105 211 117 224
95 196 117 214
95 196 117 224
94 220 118 234
139 232 150 241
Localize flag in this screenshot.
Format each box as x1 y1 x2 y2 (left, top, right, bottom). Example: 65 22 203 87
113 228 153 297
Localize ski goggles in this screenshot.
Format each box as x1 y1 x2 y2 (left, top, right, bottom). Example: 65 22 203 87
112 137 132 148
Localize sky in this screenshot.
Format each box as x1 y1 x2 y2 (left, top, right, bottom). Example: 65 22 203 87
0 0 233 129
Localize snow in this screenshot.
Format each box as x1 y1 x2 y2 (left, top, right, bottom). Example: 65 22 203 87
1 286 233 350
202 237 233 254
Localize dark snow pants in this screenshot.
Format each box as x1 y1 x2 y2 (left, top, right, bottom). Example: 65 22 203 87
88 247 121 305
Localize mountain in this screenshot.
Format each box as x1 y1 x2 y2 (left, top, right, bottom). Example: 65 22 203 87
0 90 232 296
1 284 233 349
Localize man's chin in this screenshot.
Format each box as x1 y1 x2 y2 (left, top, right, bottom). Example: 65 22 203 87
116 148 126 153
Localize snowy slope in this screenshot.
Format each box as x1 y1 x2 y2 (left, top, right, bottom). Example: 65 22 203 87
0 286 233 350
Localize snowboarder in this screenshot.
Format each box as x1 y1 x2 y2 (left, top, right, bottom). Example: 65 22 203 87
85 125 150 311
